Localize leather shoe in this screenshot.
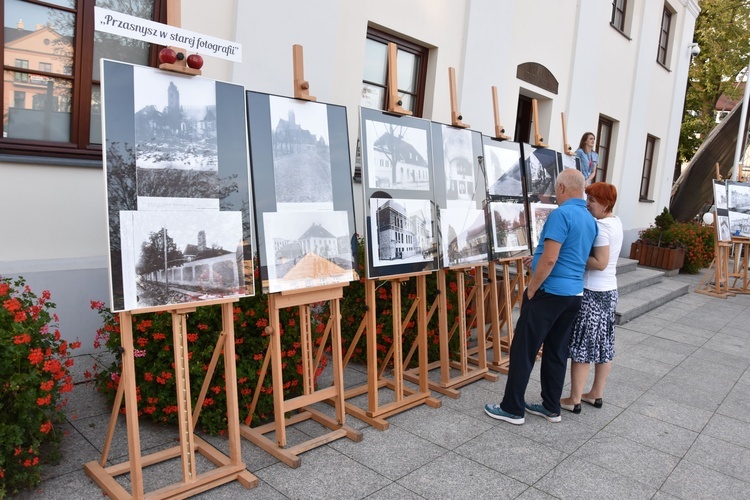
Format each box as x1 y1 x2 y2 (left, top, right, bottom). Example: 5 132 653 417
581 397 603 408
560 402 581 414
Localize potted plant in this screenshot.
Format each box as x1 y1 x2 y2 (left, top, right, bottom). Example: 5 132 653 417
630 207 714 273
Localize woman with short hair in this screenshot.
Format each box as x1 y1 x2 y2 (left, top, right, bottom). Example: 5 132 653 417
560 182 623 413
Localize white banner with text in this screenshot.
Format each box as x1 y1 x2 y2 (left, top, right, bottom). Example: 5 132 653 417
94 7 242 63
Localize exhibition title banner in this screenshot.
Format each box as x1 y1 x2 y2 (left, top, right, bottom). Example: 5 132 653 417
94 7 242 63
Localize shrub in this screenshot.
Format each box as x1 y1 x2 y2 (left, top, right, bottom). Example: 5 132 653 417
91 264 330 433
0 276 80 497
339 237 470 367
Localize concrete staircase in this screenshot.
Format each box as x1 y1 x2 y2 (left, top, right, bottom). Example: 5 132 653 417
614 258 690 324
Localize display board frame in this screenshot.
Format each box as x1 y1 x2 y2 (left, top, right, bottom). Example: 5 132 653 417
246 91 358 293
101 60 255 312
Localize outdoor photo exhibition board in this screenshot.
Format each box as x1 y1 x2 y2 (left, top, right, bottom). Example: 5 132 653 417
431 124 490 268
727 181 750 238
360 107 438 279
101 60 255 312
482 138 530 259
246 92 358 293
714 180 731 242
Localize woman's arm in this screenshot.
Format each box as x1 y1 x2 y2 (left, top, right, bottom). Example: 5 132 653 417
586 244 610 271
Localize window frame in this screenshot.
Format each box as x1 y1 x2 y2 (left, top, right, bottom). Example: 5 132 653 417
640 135 657 200
362 27 428 118
657 6 673 68
595 116 613 183
610 0 628 34
1 0 166 161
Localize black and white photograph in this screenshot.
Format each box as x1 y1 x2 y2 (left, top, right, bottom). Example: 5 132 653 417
718 215 732 242
262 211 355 292
102 60 256 311
363 112 431 191
524 146 559 202
247 92 357 293
489 201 529 257
727 181 750 214
729 210 750 238
119 210 244 311
558 152 580 173
713 180 728 210
369 198 435 268
269 96 333 211
483 138 524 198
530 203 557 249
133 66 219 211
440 208 489 267
441 125 476 200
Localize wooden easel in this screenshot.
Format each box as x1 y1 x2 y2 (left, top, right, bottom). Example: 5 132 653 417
403 71 496 396
339 274 440 429
239 47 360 467
532 99 547 148
84 299 257 499
696 166 734 298
239 285 361 467
336 45 439 428
561 112 575 156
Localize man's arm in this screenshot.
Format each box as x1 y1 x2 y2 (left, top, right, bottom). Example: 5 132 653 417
526 239 562 299
586 244 609 271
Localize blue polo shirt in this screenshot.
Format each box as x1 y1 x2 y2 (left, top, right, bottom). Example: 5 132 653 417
531 198 597 296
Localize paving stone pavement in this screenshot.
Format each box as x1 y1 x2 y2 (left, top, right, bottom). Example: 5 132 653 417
16 270 750 499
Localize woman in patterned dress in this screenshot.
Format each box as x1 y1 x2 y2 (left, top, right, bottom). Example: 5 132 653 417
560 182 623 413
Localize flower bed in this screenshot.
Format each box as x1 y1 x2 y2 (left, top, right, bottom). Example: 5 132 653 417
0 276 79 497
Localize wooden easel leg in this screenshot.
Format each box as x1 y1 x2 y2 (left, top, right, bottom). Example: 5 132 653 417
330 298 347 425
417 275 429 395
221 303 242 467
365 280 379 415
437 270 451 385
171 310 197 482
269 295 287 448
121 311 145 498
99 369 126 467
391 280 404 402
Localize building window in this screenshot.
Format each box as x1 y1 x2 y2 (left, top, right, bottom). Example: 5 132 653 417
611 0 628 33
2 0 165 160
657 7 673 67
596 117 614 182
360 27 428 117
13 90 25 108
640 135 657 200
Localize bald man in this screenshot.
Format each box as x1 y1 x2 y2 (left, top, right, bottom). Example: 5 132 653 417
486 169 597 424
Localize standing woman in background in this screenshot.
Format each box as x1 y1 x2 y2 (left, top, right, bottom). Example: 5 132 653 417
575 132 598 185
560 182 623 413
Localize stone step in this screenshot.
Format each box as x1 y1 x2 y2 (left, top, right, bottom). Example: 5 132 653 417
616 257 639 275
616 268 665 295
615 279 690 325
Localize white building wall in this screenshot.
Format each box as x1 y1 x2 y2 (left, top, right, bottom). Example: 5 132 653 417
0 0 699 352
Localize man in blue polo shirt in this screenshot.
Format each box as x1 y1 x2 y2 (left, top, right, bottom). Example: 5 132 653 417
485 168 597 424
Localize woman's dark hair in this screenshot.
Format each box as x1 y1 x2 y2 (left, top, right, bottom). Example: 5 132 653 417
578 132 595 150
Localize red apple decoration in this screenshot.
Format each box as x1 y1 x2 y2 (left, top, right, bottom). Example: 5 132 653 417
158 47 177 64
186 54 204 70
